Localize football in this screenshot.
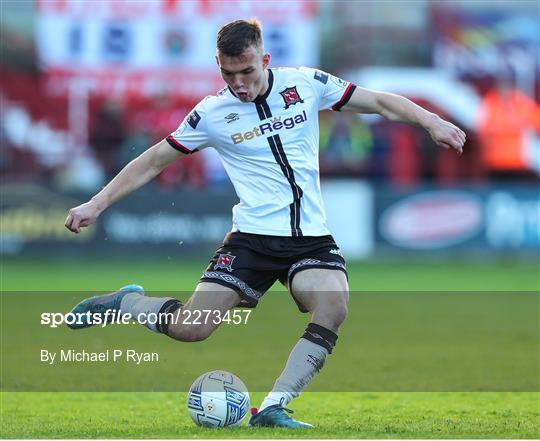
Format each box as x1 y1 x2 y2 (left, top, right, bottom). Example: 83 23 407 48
186 370 250 427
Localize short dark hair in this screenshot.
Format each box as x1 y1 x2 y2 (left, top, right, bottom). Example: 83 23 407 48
217 19 263 57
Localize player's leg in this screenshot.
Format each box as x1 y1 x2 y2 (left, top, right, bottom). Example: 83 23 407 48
251 267 348 428
67 283 148 329
67 282 241 341
165 282 241 342
289 268 349 332
67 232 270 338
117 282 243 341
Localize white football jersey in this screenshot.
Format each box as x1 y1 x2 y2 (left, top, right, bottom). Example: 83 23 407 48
166 67 356 237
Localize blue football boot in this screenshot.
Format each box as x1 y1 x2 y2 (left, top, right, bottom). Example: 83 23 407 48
248 405 313 428
67 284 144 329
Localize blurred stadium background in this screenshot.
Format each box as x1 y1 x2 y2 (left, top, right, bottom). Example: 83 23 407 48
1 2 539 438
1 0 539 275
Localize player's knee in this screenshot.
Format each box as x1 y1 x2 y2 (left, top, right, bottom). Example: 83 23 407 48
316 293 348 329
329 298 348 327
167 323 213 342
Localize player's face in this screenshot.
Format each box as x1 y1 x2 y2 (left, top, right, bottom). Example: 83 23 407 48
216 45 270 102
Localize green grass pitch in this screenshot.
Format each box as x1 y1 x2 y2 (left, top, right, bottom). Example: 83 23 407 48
1 257 539 438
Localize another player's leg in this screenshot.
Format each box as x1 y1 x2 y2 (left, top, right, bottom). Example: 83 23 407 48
249 268 348 428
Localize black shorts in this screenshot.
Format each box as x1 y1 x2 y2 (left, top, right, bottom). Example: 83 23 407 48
200 232 347 312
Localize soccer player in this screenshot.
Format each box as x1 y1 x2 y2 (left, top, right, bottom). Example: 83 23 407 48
65 19 465 428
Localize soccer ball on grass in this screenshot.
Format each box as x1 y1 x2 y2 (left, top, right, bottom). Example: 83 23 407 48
187 370 250 427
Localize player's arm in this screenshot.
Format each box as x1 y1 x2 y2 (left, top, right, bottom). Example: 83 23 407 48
341 87 466 155
65 139 182 233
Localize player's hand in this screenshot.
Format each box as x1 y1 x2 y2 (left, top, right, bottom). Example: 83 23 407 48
426 115 466 156
65 200 102 234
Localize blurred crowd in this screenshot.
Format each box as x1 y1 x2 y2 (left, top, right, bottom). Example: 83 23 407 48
2 71 538 192
1 1 539 192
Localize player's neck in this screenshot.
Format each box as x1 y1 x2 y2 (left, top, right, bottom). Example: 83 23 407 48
256 69 270 99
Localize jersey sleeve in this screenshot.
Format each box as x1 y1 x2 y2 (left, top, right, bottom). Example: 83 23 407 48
165 99 211 155
300 66 357 112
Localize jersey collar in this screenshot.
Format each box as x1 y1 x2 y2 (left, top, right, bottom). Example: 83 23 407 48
253 69 274 104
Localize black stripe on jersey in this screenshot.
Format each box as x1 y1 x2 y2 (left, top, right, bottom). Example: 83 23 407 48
253 70 303 236
255 103 268 120
255 100 272 120
166 135 191 154
267 135 304 237
253 70 274 120
332 83 357 111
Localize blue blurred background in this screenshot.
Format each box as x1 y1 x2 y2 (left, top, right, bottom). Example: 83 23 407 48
1 0 539 265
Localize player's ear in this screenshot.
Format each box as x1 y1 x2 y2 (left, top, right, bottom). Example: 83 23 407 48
262 53 270 68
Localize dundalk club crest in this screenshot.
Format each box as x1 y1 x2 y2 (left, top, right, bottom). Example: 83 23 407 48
279 86 304 109
214 253 236 272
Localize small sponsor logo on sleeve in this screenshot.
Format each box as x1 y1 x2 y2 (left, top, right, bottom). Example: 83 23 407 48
172 122 187 138
314 70 329 84
330 76 347 87
187 110 201 129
